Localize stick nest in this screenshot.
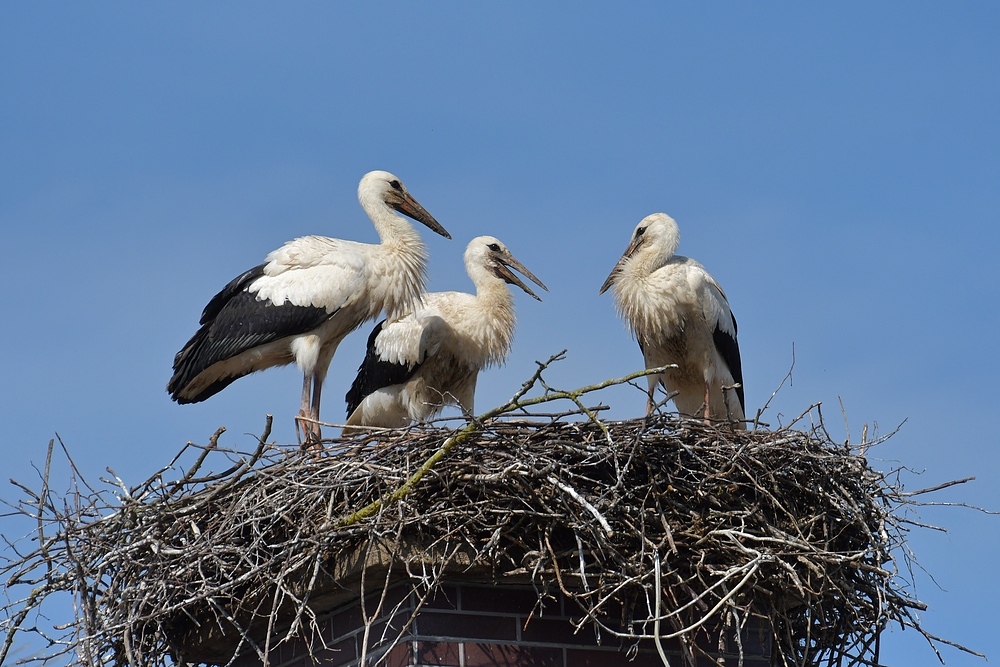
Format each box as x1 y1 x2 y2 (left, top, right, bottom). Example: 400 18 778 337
0 361 979 667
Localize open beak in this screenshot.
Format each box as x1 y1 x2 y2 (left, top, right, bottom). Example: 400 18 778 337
495 251 548 302
391 191 452 239
599 236 642 295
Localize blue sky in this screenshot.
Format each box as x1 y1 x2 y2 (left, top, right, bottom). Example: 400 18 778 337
2 3 998 664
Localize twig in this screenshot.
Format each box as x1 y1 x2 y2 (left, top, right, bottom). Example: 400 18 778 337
549 476 613 537
754 342 794 430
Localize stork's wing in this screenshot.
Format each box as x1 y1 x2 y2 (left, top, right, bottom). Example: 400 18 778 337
372 307 449 367
200 264 265 325
254 236 368 309
168 248 365 403
346 320 422 417
699 270 745 414
345 307 451 417
712 314 744 413
169 290 333 404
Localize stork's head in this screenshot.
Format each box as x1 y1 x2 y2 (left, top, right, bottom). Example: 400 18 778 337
599 213 681 294
466 236 549 301
358 170 452 239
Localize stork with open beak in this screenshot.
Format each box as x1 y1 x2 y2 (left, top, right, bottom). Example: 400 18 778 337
343 236 547 433
600 213 745 428
167 170 451 442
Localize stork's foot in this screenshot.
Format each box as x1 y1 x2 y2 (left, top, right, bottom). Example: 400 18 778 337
308 405 323 446
296 411 323 451
304 432 323 455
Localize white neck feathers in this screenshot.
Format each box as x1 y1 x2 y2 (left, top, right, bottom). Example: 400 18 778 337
357 182 429 319
465 261 517 368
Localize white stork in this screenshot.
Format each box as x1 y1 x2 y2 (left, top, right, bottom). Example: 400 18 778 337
167 170 451 441
343 236 547 433
599 213 745 428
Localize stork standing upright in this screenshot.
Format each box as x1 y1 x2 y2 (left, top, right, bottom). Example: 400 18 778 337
167 170 451 441
599 213 745 428
343 236 547 433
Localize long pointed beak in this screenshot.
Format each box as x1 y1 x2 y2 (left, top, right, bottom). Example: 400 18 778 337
496 252 548 302
393 191 452 239
599 236 642 295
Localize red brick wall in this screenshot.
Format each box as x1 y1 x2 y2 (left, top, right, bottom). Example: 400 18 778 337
235 583 771 667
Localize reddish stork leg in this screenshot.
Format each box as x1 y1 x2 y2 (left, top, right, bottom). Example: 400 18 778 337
296 375 312 444
646 386 656 416
308 376 324 445
703 382 712 425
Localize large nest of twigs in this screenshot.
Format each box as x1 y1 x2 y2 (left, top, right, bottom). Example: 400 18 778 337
0 361 980 667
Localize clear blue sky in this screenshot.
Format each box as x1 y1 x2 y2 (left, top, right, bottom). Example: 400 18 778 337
2 3 998 664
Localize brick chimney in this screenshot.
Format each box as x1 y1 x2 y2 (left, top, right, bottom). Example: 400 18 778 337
231 581 771 667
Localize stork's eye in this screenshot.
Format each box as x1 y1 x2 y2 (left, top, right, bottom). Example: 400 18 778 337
488 243 502 252
389 180 402 191
635 227 647 238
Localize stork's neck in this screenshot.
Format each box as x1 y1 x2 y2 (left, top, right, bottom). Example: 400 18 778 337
473 274 516 310
360 196 430 319
614 253 698 349
466 269 517 367
622 246 672 285
360 190 417 244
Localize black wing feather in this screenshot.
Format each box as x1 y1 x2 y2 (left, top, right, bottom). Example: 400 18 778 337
345 320 422 417
168 267 332 403
712 312 745 413
200 264 265 325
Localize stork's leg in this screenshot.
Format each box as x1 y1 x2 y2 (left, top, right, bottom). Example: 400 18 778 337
309 375 324 443
703 381 712 424
646 385 656 416
296 374 312 444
